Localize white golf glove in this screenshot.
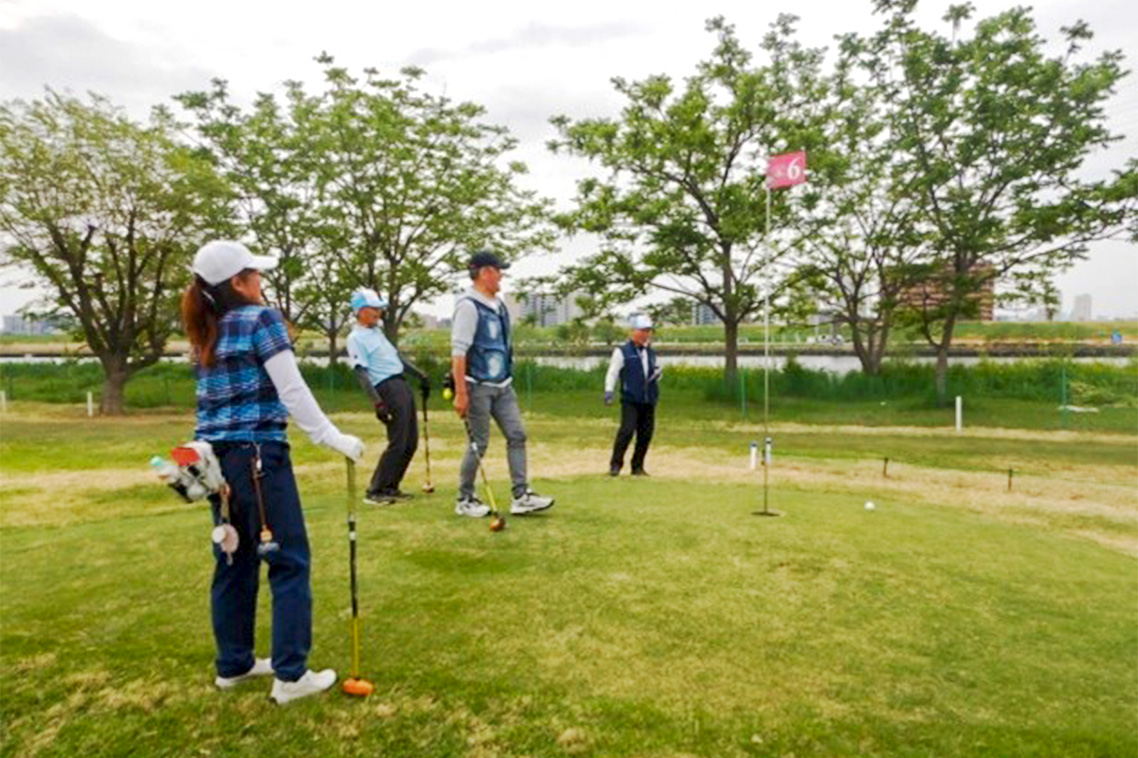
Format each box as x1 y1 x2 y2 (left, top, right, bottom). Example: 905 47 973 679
326 432 365 462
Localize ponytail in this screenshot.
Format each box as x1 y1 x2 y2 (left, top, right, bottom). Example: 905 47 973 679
181 269 259 368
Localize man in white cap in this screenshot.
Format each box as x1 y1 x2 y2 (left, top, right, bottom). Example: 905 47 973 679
346 289 430 505
604 313 662 476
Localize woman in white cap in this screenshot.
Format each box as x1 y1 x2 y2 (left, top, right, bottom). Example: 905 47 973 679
181 240 365 704
604 313 662 476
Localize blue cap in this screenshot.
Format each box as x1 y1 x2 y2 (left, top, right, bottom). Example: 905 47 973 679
350 289 386 314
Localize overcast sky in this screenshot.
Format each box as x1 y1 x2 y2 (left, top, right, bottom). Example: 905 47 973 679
1 0 1135 320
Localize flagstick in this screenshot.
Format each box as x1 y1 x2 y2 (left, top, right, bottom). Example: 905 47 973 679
755 181 779 517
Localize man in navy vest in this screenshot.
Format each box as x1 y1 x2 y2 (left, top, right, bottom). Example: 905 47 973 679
451 251 554 517
604 314 662 476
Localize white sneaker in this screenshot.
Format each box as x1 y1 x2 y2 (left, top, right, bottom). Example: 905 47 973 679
455 496 491 518
215 657 273 689
270 668 337 705
510 489 555 515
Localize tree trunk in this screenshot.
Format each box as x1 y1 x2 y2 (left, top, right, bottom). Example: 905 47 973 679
723 318 739 388
934 315 958 406
100 360 129 415
327 330 339 367
934 344 950 407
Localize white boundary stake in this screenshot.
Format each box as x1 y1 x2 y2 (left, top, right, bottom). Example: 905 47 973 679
955 395 963 432
88 391 94 417
749 441 758 471
1 390 6 414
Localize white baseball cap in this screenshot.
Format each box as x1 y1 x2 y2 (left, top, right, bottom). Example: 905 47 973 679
192 241 278 286
630 314 654 330
350 289 387 314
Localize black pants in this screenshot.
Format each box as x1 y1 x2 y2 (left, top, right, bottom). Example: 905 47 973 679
369 376 419 496
609 401 655 473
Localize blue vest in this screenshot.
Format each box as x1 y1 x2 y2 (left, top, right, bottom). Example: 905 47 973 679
465 298 512 383
620 340 658 405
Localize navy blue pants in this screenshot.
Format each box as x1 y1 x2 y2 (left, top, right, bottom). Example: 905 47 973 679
209 441 311 682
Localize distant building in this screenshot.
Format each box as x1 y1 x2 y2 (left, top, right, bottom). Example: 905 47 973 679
414 312 443 330
897 264 996 321
519 291 583 327
691 302 720 325
1072 294 1093 322
499 292 522 324
1 315 60 335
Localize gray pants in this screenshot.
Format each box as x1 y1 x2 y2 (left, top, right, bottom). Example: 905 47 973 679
460 382 528 499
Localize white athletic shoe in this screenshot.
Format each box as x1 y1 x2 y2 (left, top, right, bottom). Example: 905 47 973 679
455 496 491 518
215 657 273 689
510 489 555 515
269 669 337 705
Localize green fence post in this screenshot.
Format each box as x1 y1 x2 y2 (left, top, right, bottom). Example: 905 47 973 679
740 367 747 420
526 361 533 415
1060 360 1068 430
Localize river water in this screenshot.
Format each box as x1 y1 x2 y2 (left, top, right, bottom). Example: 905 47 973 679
532 354 1133 372
4 353 1130 373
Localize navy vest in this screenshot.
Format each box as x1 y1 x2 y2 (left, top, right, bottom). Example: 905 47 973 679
465 297 512 383
619 340 658 405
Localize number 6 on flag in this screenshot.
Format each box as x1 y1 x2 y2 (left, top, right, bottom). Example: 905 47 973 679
767 151 807 189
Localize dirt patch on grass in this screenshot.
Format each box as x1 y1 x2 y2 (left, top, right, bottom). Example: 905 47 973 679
5 425 1133 554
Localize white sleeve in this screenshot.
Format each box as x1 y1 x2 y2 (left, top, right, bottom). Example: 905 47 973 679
604 348 623 393
264 350 339 446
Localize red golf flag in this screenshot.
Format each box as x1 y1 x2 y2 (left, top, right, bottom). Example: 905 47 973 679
767 151 807 189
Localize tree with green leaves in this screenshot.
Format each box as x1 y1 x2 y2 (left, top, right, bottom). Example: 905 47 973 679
308 54 555 344
0 91 229 414
548 16 828 385
868 0 1136 402
791 31 930 376
175 79 326 328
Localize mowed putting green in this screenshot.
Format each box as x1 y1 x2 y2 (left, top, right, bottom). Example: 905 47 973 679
1 405 1135 758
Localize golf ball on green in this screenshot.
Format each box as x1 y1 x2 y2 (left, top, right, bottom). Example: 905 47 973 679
864 501 875 510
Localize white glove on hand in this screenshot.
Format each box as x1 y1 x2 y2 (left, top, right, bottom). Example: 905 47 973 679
326 432 365 462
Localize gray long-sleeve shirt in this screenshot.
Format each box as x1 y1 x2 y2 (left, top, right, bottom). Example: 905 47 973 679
451 287 512 387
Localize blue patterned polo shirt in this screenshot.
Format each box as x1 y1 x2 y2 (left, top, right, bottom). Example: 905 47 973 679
194 306 293 442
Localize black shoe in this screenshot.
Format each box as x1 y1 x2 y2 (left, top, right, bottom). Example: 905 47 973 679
631 469 649 477
608 467 620 477
366 490 414 505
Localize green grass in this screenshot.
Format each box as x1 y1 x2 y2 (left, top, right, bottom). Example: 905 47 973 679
1 406 1136 757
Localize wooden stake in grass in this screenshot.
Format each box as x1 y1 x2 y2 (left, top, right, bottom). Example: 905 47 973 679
1008 468 1013 492
883 457 889 478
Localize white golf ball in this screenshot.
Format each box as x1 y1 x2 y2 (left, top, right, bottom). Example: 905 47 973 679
864 501 876 510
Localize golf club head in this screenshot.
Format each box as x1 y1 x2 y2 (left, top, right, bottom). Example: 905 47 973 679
489 515 506 532
421 482 435 493
343 678 374 697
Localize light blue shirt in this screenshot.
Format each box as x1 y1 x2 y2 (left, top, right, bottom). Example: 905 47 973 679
346 324 404 386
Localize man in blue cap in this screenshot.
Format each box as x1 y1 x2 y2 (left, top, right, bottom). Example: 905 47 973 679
604 313 661 476
450 251 554 517
346 289 430 504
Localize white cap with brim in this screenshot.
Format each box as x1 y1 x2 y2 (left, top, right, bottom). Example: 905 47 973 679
630 314 654 330
192 241 278 286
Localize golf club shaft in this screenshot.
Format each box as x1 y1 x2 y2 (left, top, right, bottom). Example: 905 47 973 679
421 400 433 488
346 458 361 678
463 418 499 515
